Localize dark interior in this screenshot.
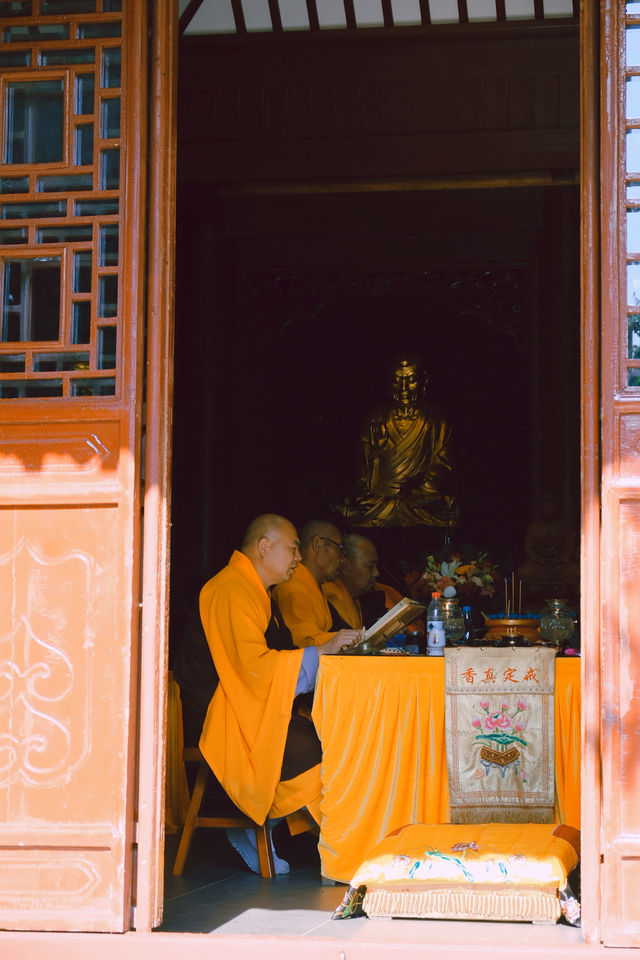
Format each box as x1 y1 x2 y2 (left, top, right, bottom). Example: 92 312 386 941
169 19 580 649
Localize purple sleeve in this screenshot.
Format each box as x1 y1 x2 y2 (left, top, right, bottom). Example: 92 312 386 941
294 645 319 695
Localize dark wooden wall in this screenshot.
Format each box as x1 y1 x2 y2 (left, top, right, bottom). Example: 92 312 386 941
178 22 578 183
170 22 580 643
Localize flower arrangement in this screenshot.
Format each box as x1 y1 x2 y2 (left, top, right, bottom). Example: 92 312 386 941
472 697 528 749
405 549 501 602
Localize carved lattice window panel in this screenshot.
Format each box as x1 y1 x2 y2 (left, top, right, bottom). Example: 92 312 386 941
0 0 122 399
626 7 640 388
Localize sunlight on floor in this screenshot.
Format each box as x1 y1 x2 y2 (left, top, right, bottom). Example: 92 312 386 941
159 830 584 945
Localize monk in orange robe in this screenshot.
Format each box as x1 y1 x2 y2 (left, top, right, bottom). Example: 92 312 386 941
322 533 380 630
323 534 423 636
273 519 362 649
199 514 355 874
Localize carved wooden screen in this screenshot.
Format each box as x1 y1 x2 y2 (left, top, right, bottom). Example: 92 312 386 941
599 0 640 946
0 0 147 932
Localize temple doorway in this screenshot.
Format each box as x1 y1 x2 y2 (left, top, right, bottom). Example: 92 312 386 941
163 6 583 937
169 9 580 637
171 182 580 631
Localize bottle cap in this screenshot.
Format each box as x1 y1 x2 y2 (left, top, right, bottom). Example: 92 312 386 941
431 591 441 598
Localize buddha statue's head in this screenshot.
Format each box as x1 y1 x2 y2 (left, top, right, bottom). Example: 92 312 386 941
388 354 426 411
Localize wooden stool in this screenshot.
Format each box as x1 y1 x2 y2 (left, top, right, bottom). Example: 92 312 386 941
172 747 275 878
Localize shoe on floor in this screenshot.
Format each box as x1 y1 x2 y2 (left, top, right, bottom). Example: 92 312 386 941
226 826 290 875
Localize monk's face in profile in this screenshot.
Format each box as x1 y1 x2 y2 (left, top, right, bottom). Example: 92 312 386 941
315 527 344 583
390 360 421 410
341 541 380 598
264 524 301 585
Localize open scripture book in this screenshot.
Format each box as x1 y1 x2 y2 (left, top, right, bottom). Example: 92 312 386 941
337 597 427 655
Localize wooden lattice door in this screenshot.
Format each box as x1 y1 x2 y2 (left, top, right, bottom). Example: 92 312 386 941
0 0 149 931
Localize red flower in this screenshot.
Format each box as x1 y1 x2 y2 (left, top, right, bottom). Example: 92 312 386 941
436 576 455 591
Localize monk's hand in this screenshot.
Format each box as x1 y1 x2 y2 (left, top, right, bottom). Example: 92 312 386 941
319 629 363 655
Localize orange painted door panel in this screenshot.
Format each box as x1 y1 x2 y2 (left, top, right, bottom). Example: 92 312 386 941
599 0 640 946
0 1 147 932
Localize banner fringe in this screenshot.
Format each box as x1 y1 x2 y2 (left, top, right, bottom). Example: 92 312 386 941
451 806 555 824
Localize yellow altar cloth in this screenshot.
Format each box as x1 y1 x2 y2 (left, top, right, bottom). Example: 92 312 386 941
312 655 580 883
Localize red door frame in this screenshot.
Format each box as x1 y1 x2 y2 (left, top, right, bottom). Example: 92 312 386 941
598 0 640 945
579 0 601 944
134 0 178 931
0 0 148 932
1 0 635 951
132 0 609 944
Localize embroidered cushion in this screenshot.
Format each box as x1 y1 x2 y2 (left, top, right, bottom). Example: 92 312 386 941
333 822 580 925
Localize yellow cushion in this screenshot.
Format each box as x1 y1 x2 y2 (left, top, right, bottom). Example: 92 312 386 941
334 822 580 924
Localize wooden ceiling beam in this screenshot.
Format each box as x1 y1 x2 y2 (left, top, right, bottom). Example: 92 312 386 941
343 0 357 30
306 0 320 29
419 0 431 25
230 0 247 33
179 0 578 36
268 0 283 31
381 0 394 28
179 0 205 34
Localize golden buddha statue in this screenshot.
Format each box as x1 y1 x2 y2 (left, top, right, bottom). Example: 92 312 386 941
517 494 579 595
343 354 457 528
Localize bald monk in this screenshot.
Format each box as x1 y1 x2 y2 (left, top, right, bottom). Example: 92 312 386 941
322 533 380 630
323 535 423 635
198 514 355 875
272 520 363 649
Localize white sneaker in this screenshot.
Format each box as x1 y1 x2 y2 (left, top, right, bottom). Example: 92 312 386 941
226 826 290 875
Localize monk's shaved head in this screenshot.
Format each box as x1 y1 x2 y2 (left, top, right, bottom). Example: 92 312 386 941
241 514 301 588
242 513 295 548
299 519 342 550
343 533 375 562
339 533 379 598
297 520 344 585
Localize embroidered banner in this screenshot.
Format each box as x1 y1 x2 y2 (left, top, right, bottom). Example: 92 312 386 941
444 647 556 824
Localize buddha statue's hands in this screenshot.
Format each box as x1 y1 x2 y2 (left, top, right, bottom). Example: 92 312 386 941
368 417 388 451
318 629 363 655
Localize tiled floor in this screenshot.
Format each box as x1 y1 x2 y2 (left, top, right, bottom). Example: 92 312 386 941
158 828 339 936
157 827 584 946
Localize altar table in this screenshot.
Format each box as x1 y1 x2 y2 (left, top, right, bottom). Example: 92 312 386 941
311 655 581 884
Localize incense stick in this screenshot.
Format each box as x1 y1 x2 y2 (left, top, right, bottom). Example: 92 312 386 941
519 580 522 616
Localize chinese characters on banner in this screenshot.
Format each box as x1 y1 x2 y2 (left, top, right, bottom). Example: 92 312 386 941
444 647 556 824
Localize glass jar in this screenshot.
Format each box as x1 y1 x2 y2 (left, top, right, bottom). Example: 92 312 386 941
539 598 574 647
441 598 465 646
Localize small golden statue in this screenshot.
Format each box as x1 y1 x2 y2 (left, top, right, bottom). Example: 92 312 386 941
342 353 457 528
517 493 579 596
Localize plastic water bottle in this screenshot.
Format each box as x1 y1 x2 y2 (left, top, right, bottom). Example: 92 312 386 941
426 591 446 656
462 605 474 645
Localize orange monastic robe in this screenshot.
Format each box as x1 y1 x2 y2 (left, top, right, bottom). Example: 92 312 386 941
322 578 363 630
199 550 318 824
374 581 403 610
273 562 335 648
